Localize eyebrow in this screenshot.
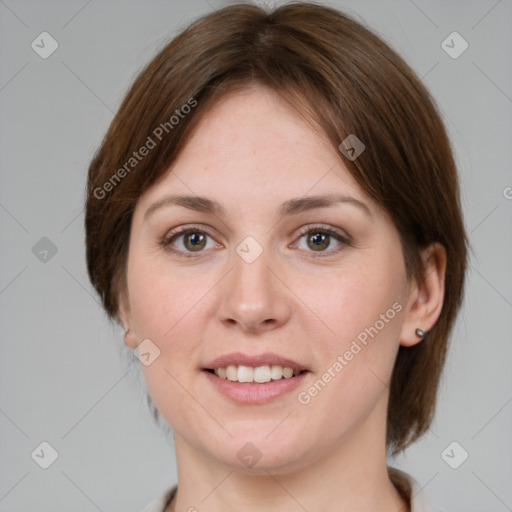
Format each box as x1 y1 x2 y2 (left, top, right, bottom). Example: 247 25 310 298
143 193 372 221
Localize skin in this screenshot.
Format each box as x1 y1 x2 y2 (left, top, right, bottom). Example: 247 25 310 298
119 84 446 512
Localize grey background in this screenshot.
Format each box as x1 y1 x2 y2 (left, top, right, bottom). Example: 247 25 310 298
1 0 511 510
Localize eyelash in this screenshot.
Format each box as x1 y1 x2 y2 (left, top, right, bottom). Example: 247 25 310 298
159 223 351 259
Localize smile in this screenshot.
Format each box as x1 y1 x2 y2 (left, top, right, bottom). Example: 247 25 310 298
207 364 305 383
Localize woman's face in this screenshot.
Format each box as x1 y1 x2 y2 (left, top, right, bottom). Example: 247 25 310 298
121 85 417 472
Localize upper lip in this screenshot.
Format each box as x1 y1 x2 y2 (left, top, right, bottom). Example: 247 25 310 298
203 352 309 371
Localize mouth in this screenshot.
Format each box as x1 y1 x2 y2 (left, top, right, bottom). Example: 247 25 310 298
201 355 310 404
203 364 308 383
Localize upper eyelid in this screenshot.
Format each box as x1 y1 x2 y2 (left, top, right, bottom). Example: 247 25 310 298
295 223 349 238
163 223 220 240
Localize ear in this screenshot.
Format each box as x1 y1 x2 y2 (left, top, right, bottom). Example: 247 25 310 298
118 290 139 349
400 242 447 347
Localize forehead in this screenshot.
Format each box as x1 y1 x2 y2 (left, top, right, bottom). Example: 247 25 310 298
138 85 369 211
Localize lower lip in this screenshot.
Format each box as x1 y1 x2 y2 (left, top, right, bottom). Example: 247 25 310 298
203 370 309 404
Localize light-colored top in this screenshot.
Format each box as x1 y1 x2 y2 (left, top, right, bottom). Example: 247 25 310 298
140 467 443 512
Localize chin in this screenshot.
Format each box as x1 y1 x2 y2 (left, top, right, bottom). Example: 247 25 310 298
200 428 320 475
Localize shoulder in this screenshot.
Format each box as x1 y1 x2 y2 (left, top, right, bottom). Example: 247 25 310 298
388 467 445 512
140 474 445 512
139 484 177 512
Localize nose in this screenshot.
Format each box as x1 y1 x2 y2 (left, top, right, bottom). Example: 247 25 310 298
216 244 293 334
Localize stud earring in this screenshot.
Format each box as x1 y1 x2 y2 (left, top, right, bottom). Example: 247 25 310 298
415 328 427 339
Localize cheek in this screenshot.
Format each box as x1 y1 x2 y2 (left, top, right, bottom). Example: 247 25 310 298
126 254 214 426
294 250 407 411
127 250 205 340
301 254 405 353
126 249 222 395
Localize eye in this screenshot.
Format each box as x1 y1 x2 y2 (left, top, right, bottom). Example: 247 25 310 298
160 225 220 257
292 224 350 257
160 223 350 259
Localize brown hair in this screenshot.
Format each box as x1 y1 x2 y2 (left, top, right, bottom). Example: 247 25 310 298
85 1 467 454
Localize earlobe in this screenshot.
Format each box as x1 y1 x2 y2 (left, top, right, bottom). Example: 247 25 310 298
400 242 447 347
118 291 138 349
123 328 139 349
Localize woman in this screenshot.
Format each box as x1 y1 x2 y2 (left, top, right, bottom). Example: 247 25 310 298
85 3 467 511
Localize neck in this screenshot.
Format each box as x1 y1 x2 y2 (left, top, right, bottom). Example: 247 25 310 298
166 398 408 512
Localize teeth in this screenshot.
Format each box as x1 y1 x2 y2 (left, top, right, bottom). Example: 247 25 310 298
213 364 302 383
253 365 271 383
282 367 293 378
225 364 237 381
271 364 283 380
237 365 253 383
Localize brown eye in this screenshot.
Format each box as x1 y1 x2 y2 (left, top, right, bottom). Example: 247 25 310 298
306 232 330 251
293 225 350 258
183 231 207 251
161 226 218 257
